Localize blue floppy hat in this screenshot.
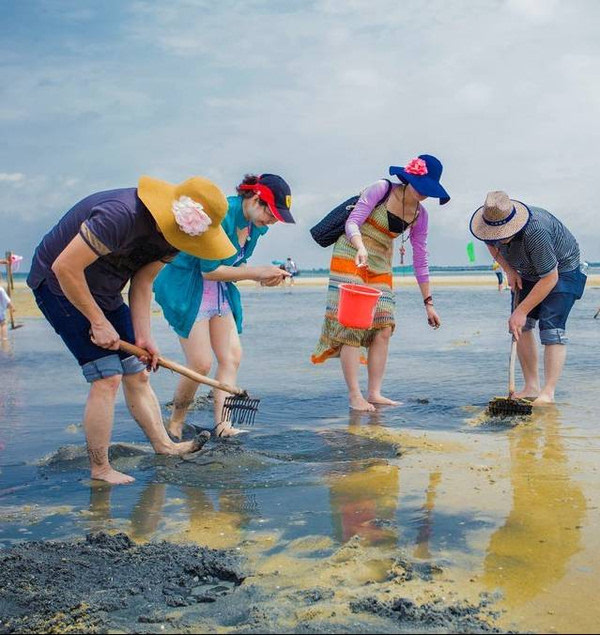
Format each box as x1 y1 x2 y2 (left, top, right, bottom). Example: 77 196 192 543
389 154 450 205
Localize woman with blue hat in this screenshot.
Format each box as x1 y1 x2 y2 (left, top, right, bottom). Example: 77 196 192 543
154 173 295 438
311 155 449 411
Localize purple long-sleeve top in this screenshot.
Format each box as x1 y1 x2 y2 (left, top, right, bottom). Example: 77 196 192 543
345 180 430 283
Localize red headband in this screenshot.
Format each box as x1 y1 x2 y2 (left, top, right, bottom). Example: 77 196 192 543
238 183 283 222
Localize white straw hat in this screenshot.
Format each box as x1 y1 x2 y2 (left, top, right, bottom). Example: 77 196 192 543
470 191 531 241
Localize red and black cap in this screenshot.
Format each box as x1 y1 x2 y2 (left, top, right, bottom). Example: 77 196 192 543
239 174 295 223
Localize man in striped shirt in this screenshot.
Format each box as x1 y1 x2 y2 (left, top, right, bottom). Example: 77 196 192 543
470 191 587 405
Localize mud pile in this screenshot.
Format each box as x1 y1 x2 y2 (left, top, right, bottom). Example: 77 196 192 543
0 532 244 633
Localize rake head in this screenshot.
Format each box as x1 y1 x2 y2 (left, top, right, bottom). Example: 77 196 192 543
222 395 260 426
487 396 533 417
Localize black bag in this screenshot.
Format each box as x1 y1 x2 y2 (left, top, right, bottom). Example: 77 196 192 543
310 179 392 247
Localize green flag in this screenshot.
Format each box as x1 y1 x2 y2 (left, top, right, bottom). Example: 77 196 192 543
466 241 476 263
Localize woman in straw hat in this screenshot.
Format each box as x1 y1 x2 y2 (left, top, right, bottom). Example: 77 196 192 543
154 173 295 439
470 191 587 404
311 155 449 411
27 176 235 485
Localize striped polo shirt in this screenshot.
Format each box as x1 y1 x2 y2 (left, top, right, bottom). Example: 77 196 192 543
498 206 580 281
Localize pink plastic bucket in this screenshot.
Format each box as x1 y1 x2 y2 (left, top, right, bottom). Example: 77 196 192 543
337 283 382 329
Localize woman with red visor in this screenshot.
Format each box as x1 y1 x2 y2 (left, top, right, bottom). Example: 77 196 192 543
154 173 295 438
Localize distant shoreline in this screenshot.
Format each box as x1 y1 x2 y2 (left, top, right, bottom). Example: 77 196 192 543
7 275 600 319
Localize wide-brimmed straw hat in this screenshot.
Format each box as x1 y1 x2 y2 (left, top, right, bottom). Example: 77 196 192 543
138 176 236 259
389 154 450 204
470 191 531 241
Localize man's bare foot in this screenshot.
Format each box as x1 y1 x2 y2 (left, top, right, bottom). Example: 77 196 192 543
513 387 539 400
213 421 249 438
368 393 403 406
166 423 183 441
349 394 376 411
91 467 135 485
532 392 555 405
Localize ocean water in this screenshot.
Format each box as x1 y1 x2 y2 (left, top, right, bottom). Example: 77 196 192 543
1 283 599 632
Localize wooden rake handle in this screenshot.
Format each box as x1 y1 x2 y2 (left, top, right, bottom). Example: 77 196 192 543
119 341 246 397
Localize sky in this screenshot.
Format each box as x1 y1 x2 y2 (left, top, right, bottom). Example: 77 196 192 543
1 0 599 270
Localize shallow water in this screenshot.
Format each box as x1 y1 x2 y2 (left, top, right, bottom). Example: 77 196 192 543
1 284 600 633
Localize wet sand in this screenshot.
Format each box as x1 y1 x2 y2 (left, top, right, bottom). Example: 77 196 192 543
2 283 600 633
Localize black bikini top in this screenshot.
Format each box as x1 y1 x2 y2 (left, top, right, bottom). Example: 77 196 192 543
387 211 410 234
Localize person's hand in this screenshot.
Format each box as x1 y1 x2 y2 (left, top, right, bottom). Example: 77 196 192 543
355 246 368 268
135 336 160 371
254 266 289 283
262 276 284 287
506 267 522 292
426 305 441 329
90 319 120 350
508 307 527 341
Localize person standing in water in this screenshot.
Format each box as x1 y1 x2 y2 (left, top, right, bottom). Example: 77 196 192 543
492 260 504 291
470 191 587 404
311 155 449 411
0 286 13 340
27 176 235 484
283 256 298 287
154 174 294 439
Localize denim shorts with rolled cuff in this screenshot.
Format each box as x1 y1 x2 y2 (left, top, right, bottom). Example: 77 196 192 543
32 282 146 382
516 267 587 345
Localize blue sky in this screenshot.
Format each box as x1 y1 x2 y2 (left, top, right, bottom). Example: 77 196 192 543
1 0 599 270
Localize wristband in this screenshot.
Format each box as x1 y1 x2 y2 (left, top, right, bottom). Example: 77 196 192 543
423 295 433 306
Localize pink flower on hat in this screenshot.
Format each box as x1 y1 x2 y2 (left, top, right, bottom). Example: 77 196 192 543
404 158 428 176
172 196 212 236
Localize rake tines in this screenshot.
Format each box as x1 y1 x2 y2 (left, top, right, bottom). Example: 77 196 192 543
222 395 260 426
487 396 533 417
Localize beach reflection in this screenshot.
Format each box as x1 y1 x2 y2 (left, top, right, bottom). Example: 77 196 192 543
413 471 441 560
483 406 586 604
87 480 256 549
326 411 400 548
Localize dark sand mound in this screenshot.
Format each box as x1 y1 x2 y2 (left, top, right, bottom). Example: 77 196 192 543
0 532 243 633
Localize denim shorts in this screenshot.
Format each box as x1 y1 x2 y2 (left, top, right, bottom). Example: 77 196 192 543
518 267 587 345
33 283 146 382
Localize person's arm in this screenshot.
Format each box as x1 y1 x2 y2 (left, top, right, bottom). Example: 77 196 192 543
129 260 165 369
203 264 289 285
508 267 558 339
346 181 390 267
410 210 440 328
51 235 120 350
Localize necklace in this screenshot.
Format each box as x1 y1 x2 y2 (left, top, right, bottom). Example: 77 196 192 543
398 186 419 264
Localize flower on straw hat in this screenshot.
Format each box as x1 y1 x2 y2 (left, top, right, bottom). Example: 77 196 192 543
404 158 428 176
172 196 212 236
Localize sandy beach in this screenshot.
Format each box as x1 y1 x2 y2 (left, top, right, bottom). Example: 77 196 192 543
8 275 600 318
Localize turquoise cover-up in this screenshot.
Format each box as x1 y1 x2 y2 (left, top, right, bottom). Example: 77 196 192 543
153 195 268 338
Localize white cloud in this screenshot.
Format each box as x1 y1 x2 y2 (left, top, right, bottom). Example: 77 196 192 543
1 0 599 267
0 173 26 183
507 0 560 21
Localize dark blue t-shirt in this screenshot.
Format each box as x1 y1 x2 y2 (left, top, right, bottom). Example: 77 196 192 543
27 188 177 311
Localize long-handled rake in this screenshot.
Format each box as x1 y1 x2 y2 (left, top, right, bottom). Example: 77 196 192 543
487 292 533 417
119 342 260 426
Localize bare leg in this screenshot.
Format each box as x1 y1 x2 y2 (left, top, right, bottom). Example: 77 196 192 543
0 321 7 340
367 327 401 406
122 370 209 454
168 320 212 439
340 344 374 411
84 375 135 485
210 314 246 437
513 329 540 399
534 344 567 405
